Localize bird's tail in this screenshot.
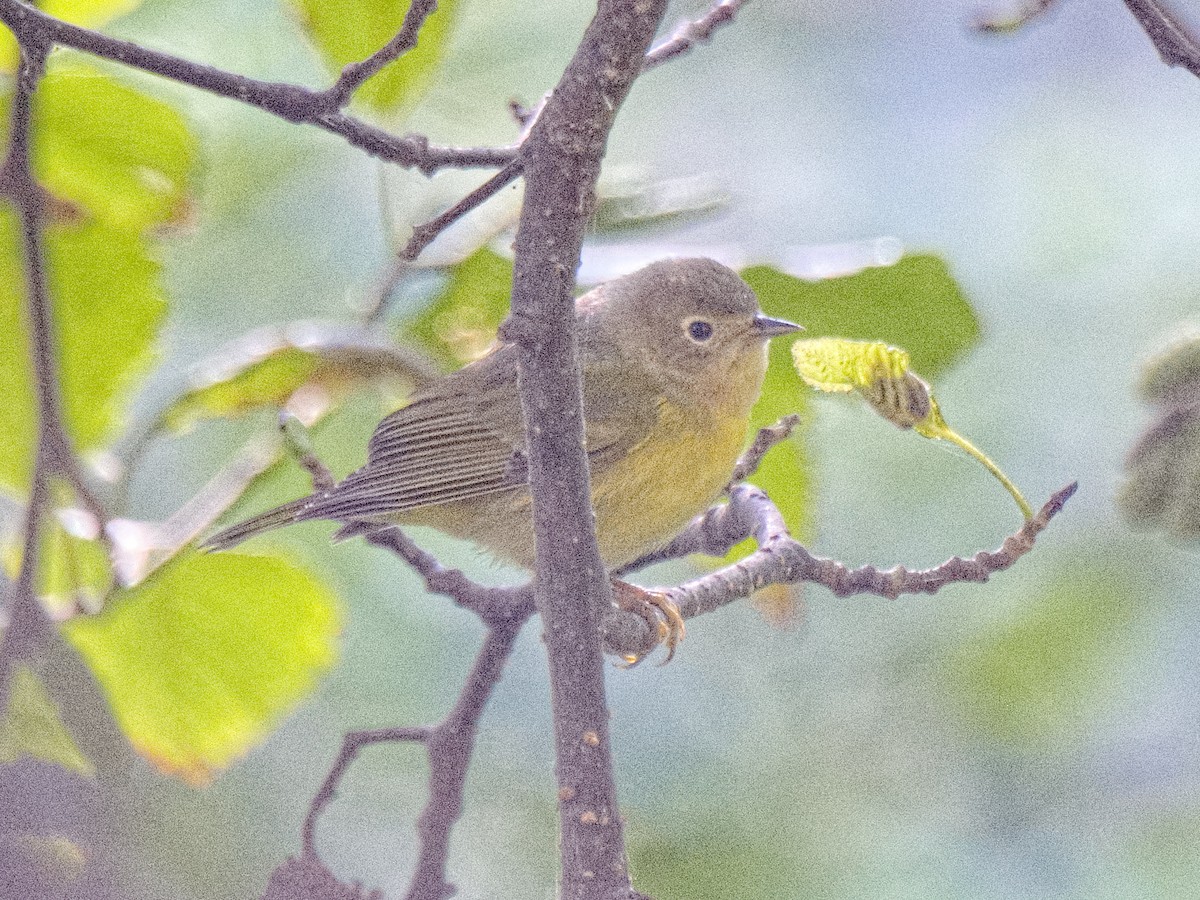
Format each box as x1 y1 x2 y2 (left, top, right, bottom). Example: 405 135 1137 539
201 497 313 551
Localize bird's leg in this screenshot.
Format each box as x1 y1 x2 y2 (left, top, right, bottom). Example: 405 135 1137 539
610 579 686 666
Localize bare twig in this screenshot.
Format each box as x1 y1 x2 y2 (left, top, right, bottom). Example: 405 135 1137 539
643 0 751 71
362 160 525 323
603 482 1079 658
0 38 59 717
320 0 440 109
301 724 432 860
727 414 800 485
301 620 526 900
401 160 525 263
0 0 515 175
361 527 535 626
1120 0 1200 79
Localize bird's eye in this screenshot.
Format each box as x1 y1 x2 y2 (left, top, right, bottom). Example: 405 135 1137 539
686 319 714 343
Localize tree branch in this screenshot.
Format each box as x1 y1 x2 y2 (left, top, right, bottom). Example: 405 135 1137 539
300 620 526 900
0 0 515 175
502 1 669 896
0 38 60 720
320 0 440 109
1120 0 1200 79
642 0 751 71
603 482 1078 658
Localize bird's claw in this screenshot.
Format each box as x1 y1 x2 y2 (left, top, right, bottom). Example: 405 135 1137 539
611 580 686 666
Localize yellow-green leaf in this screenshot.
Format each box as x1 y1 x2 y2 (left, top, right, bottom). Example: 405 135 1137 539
159 322 432 433
32 65 197 232
63 552 340 784
791 336 1032 519
407 246 512 368
292 0 459 112
0 213 165 494
0 665 95 777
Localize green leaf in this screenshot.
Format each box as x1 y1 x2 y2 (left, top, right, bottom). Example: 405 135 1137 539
33 64 197 232
160 322 432 433
735 255 981 542
292 0 459 112
0 0 145 71
0 216 167 496
406 246 512 367
63 551 340 784
0 665 95 777
947 566 1135 748
741 254 981 377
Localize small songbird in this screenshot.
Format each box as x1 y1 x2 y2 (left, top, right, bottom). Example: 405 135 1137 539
205 258 801 660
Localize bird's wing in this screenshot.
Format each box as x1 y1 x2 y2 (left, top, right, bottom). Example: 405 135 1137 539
303 341 661 523
304 394 526 522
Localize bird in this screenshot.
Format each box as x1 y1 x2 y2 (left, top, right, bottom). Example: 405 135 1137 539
205 257 801 661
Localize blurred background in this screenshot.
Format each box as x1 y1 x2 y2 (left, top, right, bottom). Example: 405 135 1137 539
16 0 1200 897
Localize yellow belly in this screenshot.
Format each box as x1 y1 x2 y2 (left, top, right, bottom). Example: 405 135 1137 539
415 400 748 570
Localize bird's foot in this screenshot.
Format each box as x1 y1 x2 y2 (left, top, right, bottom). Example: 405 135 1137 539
610 579 686 666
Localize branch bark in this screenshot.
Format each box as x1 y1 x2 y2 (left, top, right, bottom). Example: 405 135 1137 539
502 1 668 896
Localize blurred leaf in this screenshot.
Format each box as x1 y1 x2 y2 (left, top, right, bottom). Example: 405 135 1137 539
948 566 1135 748
407 246 511 367
37 509 112 615
160 321 432 433
0 665 95 777
631 825 803 900
0 213 165 494
63 552 340 784
32 65 197 232
291 0 459 112
0 832 88 895
0 0 145 71
742 254 980 377
592 174 727 234
1120 325 1200 540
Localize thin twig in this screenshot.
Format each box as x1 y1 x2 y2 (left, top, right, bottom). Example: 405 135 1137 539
300 620 527 900
320 0 439 109
1120 0 1200 79
0 0 515 175
603 482 1078 658
727 414 800 485
0 37 57 718
363 159 525 324
360 527 535 626
301 724 432 859
643 0 751 71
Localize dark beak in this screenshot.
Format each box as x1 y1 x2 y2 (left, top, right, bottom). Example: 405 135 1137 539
752 314 803 338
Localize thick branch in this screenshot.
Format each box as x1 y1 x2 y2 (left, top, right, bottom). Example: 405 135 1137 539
503 1 667 897
0 0 514 174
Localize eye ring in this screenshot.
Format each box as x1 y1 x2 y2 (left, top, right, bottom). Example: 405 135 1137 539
686 319 714 343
